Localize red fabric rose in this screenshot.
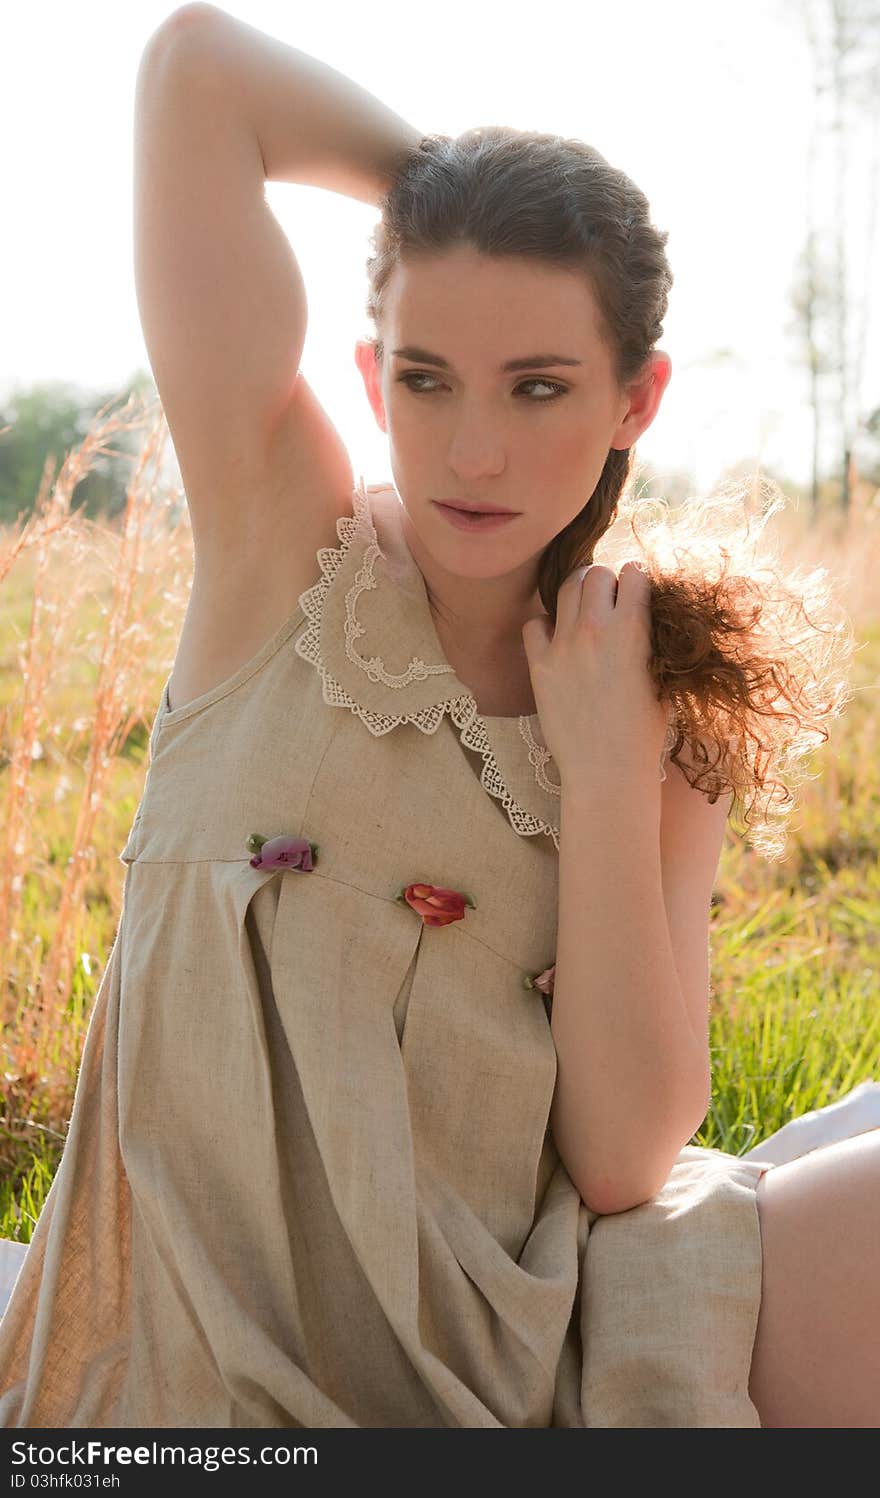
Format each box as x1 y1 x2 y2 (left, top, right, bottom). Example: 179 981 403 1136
397 883 476 928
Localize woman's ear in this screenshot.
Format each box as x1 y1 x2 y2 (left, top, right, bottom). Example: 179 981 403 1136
610 350 672 451
354 339 387 433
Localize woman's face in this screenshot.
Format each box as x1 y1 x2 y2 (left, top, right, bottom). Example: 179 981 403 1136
355 245 670 585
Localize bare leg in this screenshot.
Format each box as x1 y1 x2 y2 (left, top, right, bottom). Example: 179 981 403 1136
748 1128 880 1427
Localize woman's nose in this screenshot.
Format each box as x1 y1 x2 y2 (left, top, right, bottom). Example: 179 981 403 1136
446 410 506 477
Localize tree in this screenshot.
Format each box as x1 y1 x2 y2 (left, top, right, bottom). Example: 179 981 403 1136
783 0 880 513
0 370 157 531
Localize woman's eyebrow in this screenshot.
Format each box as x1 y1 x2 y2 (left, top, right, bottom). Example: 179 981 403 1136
390 345 583 372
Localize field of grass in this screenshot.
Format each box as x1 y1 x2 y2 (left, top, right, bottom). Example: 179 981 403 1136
1 392 878 1243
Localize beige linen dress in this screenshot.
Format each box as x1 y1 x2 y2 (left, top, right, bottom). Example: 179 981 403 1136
0 478 771 1428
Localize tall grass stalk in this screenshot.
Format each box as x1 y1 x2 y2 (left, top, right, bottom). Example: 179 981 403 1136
1 396 879 1240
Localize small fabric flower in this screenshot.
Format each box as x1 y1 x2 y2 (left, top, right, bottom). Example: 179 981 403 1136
246 833 318 871
524 963 556 998
396 882 476 928
523 962 556 1019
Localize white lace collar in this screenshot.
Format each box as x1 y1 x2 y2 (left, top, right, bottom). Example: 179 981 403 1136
294 477 675 854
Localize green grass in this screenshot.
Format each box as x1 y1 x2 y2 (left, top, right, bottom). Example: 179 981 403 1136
2 716 879 1237
1 410 879 1241
0 1129 61 1242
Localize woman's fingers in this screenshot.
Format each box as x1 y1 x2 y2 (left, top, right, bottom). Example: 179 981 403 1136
523 557 660 779
554 563 616 635
555 561 655 636
616 559 652 622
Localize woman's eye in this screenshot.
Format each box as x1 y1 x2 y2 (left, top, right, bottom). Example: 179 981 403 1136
396 372 566 401
518 378 567 399
397 372 442 394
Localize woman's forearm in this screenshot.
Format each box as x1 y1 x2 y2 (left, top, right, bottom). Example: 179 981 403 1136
145 3 425 205
549 785 710 1216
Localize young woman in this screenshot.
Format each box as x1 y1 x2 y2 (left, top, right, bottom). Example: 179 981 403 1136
0 3 876 1428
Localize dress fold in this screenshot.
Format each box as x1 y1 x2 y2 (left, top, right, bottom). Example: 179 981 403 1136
0 477 769 1427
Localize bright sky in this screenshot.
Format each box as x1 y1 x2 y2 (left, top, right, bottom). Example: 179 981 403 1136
3 0 878 496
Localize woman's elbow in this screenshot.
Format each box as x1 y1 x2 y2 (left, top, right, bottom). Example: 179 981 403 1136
576 1174 661 1216
573 1142 698 1215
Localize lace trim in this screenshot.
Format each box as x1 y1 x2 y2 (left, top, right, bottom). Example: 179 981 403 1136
294 479 677 852
659 708 678 783
342 518 460 697
519 716 562 797
450 700 561 852
293 481 562 848
294 486 461 738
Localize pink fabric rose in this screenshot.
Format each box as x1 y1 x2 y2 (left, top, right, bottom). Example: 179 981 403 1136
529 964 556 997
246 833 317 871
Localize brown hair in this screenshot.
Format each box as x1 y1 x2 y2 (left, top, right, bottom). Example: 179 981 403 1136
364 126 855 860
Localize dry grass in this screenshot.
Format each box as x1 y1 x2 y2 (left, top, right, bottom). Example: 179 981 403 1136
1 394 878 1238
1 391 195 1206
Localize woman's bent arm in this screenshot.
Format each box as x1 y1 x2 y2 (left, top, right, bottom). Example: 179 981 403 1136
149 3 425 204
549 784 711 1216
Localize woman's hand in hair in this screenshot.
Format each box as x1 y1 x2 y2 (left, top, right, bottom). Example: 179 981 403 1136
521 561 669 796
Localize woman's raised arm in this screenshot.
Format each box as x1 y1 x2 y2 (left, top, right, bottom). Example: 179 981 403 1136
133 3 423 610
158 3 424 203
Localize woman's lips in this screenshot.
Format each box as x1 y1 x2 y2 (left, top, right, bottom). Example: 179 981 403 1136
434 503 520 531
437 500 518 515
